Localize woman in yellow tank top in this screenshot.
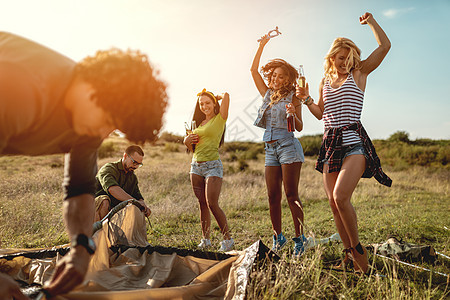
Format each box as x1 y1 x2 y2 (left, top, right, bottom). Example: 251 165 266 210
183 89 234 252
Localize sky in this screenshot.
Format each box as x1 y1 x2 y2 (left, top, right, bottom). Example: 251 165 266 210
1 0 449 141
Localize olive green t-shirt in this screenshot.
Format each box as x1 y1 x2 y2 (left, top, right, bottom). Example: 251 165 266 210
192 114 226 162
95 159 144 208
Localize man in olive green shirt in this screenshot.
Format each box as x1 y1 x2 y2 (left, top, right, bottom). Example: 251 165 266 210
94 145 151 221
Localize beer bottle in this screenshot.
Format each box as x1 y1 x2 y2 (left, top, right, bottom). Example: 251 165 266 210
286 104 295 132
191 121 197 152
298 65 306 88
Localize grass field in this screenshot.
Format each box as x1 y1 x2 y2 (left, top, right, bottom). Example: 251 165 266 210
0 135 449 299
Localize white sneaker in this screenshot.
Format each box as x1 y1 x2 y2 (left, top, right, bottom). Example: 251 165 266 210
198 239 212 249
219 238 234 252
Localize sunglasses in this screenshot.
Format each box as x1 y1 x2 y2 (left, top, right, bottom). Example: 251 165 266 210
127 153 143 167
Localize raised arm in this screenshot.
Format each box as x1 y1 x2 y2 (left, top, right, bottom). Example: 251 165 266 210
359 12 391 75
218 92 230 120
250 35 270 97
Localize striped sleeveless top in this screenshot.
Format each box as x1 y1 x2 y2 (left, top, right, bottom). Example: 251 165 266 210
322 72 364 146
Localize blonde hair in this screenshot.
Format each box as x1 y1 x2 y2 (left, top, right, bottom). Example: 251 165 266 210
260 59 298 106
323 37 361 81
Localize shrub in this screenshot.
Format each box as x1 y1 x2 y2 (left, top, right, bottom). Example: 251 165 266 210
299 134 322 156
98 141 117 158
238 159 249 171
227 153 238 162
374 138 450 169
225 159 250 174
388 131 410 143
164 142 181 152
222 142 263 161
223 142 259 153
159 132 184 144
436 146 449 165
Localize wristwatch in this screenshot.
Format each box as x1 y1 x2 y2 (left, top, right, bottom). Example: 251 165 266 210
71 234 96 255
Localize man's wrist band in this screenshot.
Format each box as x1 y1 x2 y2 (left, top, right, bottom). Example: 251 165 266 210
71 234 96 255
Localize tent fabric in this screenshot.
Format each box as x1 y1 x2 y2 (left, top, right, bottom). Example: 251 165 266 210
0 204 268 300
368 236 437 263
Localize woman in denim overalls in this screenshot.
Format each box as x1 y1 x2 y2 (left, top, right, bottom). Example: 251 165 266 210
251 33 307 256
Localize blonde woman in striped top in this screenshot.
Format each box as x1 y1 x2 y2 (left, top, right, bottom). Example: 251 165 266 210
297 12 392 274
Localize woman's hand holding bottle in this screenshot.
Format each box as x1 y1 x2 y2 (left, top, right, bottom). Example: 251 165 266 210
295 82 310 101
184 121 198 152
285 103 295 132
186 133 199 145
285 103 296 115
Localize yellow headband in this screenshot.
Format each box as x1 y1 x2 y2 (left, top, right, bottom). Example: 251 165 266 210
197 88 217 103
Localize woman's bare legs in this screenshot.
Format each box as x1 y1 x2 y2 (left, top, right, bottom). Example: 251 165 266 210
191 173 211 239
191 171 231 244
281 162 304 237
205 176 231 240
265 166 283 235
323 154 368 272
323 167 351 249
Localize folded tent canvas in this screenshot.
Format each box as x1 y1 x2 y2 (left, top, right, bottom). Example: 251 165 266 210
0 204 270 300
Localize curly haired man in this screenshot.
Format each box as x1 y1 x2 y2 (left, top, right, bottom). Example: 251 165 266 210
0 31 168 298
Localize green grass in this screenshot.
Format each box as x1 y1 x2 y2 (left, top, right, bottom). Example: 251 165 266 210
0 135 449 299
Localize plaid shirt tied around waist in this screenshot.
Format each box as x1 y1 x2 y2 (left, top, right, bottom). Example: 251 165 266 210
315 121 392 187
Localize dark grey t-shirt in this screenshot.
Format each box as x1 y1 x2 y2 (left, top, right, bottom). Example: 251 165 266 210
0 31 101 198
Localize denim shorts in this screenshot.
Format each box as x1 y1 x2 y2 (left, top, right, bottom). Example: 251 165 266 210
264 136 305 167
190 159 223 178
342 142 368 160
323 142 368 165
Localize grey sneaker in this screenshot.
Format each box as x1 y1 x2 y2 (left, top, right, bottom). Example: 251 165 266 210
272 232 287 252
198 239 212 249
293 235 308 257
219 238 234 252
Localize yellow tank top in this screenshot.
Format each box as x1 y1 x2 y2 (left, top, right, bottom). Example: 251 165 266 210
193 114 226 162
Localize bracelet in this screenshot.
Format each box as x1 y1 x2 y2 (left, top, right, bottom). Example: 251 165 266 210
303 96 313 106
302 96 311 105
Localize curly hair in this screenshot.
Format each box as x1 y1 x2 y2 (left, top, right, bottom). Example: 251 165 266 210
192 91 225 148
324 37 361 81
75 48 168 144
260 58 298 106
